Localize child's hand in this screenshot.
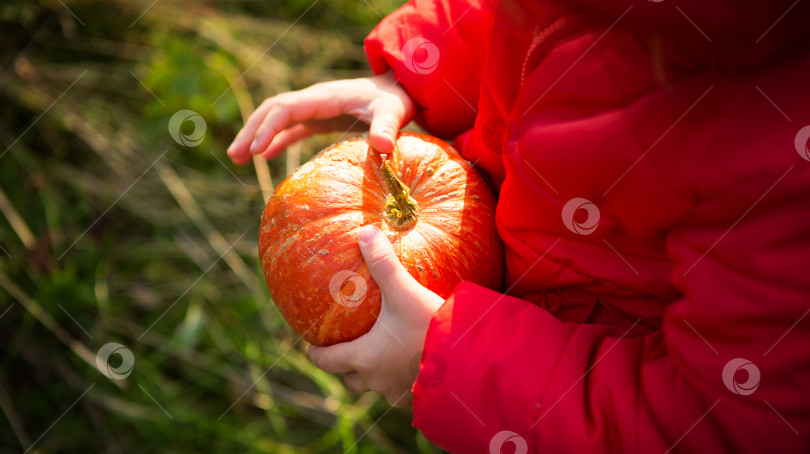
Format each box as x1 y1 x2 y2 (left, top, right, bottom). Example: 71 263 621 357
227 71 415 164
308 225 444 407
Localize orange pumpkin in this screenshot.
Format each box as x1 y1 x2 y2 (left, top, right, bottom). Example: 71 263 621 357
259 132 503 346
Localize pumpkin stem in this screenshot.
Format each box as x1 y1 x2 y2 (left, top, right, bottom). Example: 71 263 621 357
380 155 419 231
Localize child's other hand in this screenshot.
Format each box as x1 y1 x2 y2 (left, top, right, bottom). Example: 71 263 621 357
227 71 415 164
308 225 444 407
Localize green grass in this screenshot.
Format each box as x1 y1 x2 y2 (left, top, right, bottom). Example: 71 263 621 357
0 0 443 452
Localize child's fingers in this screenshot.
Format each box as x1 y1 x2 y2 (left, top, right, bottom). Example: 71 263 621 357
257 124 314 160
342 372 369 392
228 75 413 164
249 91 343 155
230 151 254 166
358 225 418 302
227 99 277 159
368 103 405 154
249 104 290 155
228 146 255 165
258 116 371 161
308 343 358 374
386 392 413 408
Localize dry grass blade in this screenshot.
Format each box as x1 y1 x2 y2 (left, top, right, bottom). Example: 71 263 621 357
286 142 302 178
216 50 274 202
253 155 274 203
155 161 258 295
0 382 32 450
0 270 123 389
0 0 421 451
0 186 36 249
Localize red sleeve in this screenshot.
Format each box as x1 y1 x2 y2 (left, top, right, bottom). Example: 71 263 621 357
364 0 497 139
562 0 810 65
412 166 810 452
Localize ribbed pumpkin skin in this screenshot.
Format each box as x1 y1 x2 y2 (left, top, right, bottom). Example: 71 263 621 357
259 132 503 346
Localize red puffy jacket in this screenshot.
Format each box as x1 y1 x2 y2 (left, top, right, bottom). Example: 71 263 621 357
365 0 810 452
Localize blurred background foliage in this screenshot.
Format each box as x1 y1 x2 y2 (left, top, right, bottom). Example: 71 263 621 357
0 0 446 452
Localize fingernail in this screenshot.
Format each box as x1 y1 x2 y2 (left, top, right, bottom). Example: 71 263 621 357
358 225 378 246
381 136 395 153
249 139 260 154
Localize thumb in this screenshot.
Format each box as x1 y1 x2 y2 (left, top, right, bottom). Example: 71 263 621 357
368 106 402 153
358 225 417 298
